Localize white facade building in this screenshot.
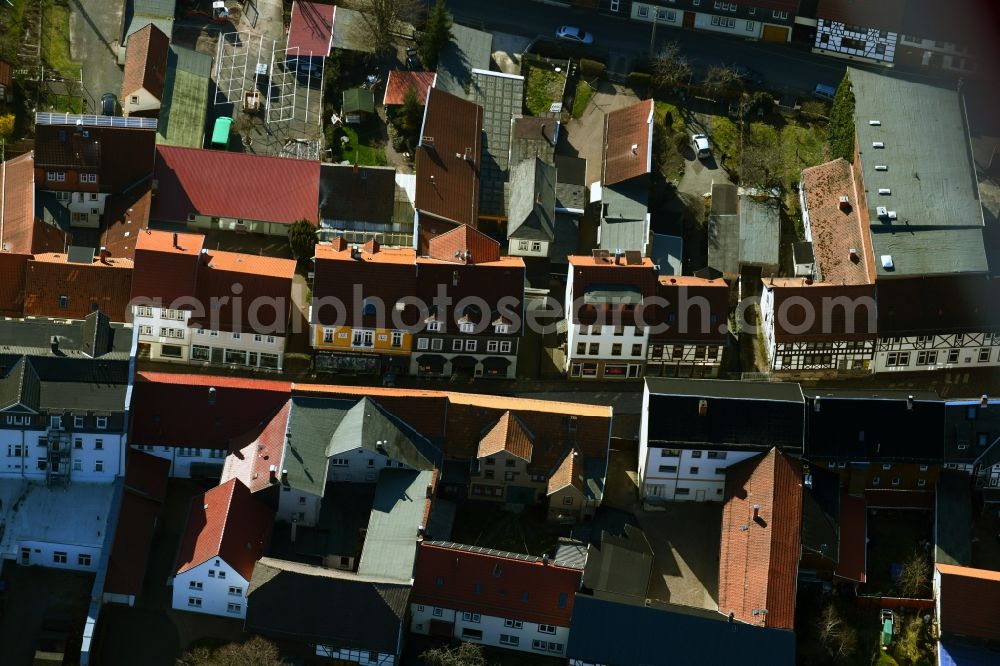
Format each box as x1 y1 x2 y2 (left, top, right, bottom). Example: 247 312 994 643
872 332 1000 374
410 604 571 657
814 19 898 64
640 446 756 502
566 322 649 379
173 558 250 619
131 444 226 479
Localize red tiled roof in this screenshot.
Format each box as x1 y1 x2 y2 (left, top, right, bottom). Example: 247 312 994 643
547 448 584 495
0 252 29 315
104 451 170 598
223 401 291 493
937 564 1000 641
764 282 877 342
121 23 170 100
101 185 153 260
414 88 483 226
719 448 802 630
131 229 204 306
152 146 320 225
478 412 533 462
287 1 336 56
0 153 44 255
311 241 418 327
651 275 729 344
24 252 134 322
190 250 296 334
411 542 582 626
0 60 11 88
174 478 275 580
834 491 866 583
602 99 653 187
425 224 502 264
414 260 525 334
567 254 658 327
383 70 436 106
130 372 292 450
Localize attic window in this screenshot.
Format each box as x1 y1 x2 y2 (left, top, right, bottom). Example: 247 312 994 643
872 141 885 149
492 564 502 578
875 165 888 171
59 295 68 309
868 120 881 126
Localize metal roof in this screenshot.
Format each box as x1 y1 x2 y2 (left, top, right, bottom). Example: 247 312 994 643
849 68 987 276
738 196 780 269
472 69 524 219
157 45 212 149
356 468 433 582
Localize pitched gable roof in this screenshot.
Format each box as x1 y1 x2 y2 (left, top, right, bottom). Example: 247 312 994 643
121 23 170 100
547 448 584 495
0 153 52 255
936 563 1000 641
152 146 320 225
287 1 336 57
0 252 29 315
425 224 501 264
24 251 134 322
222 400 292 493
174 478 275 580
383 70 436 106
719 448 802 630
602 99 654 187
508 158 556 241
478 411 533 462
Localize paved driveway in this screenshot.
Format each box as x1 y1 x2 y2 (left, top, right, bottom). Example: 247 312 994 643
70 0 125 112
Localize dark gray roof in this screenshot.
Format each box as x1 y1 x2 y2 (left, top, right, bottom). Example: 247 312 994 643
425 497 456 542
793 241 815 266
357 468 433 581
567 594 796 666
510 117 558 167
800 465 840 561
284 396 440 497
472 70 524 218
600 215 648 254
935 471 971 567
319 164 397 226
651 233 683 276
0 312 130 358
508 158 556 241
645 379 805 452
711 183 738 214
849 68 987 276
945 399 1000 465
550 213 580 265
602 179 648 222
582 524 653 599
436 23 492 98
247 557 410 655
552 540 589 570
267 483 376 564
738 196 779 269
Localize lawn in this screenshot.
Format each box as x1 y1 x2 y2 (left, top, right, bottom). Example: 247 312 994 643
781 121 829 190
338 122 387 166
654 100 686 134
571 79 596 119
523 61 567 116
449 501 563 557
42 0 80 78
0 0 29 63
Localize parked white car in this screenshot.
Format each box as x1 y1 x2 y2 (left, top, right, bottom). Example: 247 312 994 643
691 133 711 159
555 26 594 45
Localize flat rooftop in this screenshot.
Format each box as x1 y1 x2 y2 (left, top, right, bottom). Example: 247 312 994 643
0 481 116 557
850 68 987 276
637 503 721 611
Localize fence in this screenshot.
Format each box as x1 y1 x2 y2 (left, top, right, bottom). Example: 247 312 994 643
856 596 935 611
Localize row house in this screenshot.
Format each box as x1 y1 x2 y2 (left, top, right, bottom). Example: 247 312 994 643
151 145 320 237
646 274 729 378
130 229 296 370
311 228 525 379
812 0 991 75
628 1 799 43
944 397 1000 494
0 152 70 256
761 69 999 376
0 312 131 572
410 541 582 658
120 23 169 117
33 112 157 229
319 163 414 247
24 247 134 322
639 378 805 501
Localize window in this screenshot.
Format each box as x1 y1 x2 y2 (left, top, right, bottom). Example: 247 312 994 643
611 343 622 356
95 438 104 450
948 348 960 363
531 241 542 252
538 624 557 634
465 339 477 352
58 295 69 309
588 343 599 355
613 326 624 336
391 331 403 348
978 433 989 447
189 580 203 590
689 466 699 474
658 465 677 473
461 628 483 640
872 477 880 486
74 438 83 450
500 634 519 646
427 320 442 332
188 597 202 608
882 463 892 471
417 338 429 350
955 334 965 346
631 344 642 356
351 329 374 348
891 477 901 486
218 570 226 579
638 5 648 17
494 323 510 334
980 348 991 362
967 406 978 420
917 350 938 365
563 495 573 505
886 351 911 366
917 478 927 487
229 586 242 595
661 448 680 457
138 325 153 336
707 451 727 460
95 460 104 472
462 612 482 623
675 487 691 495
518 240 529 251
227 603 241 614
433 607 443 617
505 619 523 629
500 341 512 353
191 345 210 361
487 340 499 353
453 339 463 352
47 171 66 182
53 552 67 564
772 10 788 19
691 450 703 459
576 342 586 355
459 322 475 334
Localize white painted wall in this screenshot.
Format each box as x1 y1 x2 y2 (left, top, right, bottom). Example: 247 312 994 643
631 3 683 27
172 559 250 619
508 239 549 258
410 605 570 657
130 444 226 479
814 19 897 64
276 486 323 526
316 645 396 665
122 87 160 116
16 539 101 572
65 192 109 228
872 333 1000 373
0 428 123 481
642 448 757 501
326 446 412 483
760 285 777 369
694 13 763 39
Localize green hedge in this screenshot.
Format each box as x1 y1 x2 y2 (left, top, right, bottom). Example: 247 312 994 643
579 58 605 78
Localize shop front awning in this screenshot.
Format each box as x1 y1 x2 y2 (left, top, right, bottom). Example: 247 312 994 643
450 355 477 368
416 354 445 370
482 356 511 369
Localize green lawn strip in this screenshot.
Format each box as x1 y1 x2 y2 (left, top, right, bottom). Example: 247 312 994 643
781 122 828 189
524 63 566 116
571 79 595 119
340 123 387 166
42 0 81 78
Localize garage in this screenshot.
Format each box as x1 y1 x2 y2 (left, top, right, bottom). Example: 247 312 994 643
762 24 790 43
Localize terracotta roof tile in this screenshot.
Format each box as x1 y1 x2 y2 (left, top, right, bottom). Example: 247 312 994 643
190 251 296 334
414 88 482 225
0 252 29 315
936 563 1000 641
311 241 417 327
547 448 583 494
834 491 866 583
0 154 43 255
383 70 436 106
602 99 654 186
24 252 134 321
651 275 729 344
800 159 874 285
223 400 291 493
411 542 582 627
152 146 320 225
719 448 802 630
34 124 157 193
100 185 153 260
568 254 658 327
131 229 203 305
174 478 275 580
478 411 533 462
764 282 878 342
287 1 336 56
425 224 501 264
121 23 170 101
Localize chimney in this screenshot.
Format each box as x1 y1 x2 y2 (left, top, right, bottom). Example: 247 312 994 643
363 238 380 254
542 554 549 566
906 395 914 411
849 248 859 263
172 232 179 249
290 518 298 543
208 386 217 405
426 484 433 498
99 246 110 264
753 503 760 519
200 248 210 264
614 248 623 265
269 465 277 484
814 396 821 412
698 399 708 416
331 236 348 252
981 394 989 408
281 469 288 484
631 143 638 155
452 270 459 287
838 195 850 212
50 335 59 354
351 244 361 260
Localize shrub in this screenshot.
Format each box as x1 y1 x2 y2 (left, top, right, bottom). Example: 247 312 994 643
579 58 605 78
628 71 652 95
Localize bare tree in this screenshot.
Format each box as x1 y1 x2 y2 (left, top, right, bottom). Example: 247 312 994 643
182 636 287 666
703 65 742 98
897 550 932 599
358 0 420 56
817 603 857 660
741 122 785 190
422 642 491 666
651 42 692 91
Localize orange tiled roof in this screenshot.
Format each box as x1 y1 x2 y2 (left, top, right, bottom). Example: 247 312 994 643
0 154 43 255
936 563 1000 641
602 99 654 186
25 252 134 321
120 23 169 100
383 70 436 106
478 411 533 462
203 249 296 279
547 448 584 495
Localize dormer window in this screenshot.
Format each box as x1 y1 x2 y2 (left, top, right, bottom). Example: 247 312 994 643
494 323 510 334
47 171 66 182
362 297 377 316
80 173 98 184
427 320 442 333
460 322 475 334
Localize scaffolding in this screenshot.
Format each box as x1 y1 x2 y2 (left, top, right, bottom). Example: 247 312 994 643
215 30 309 126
